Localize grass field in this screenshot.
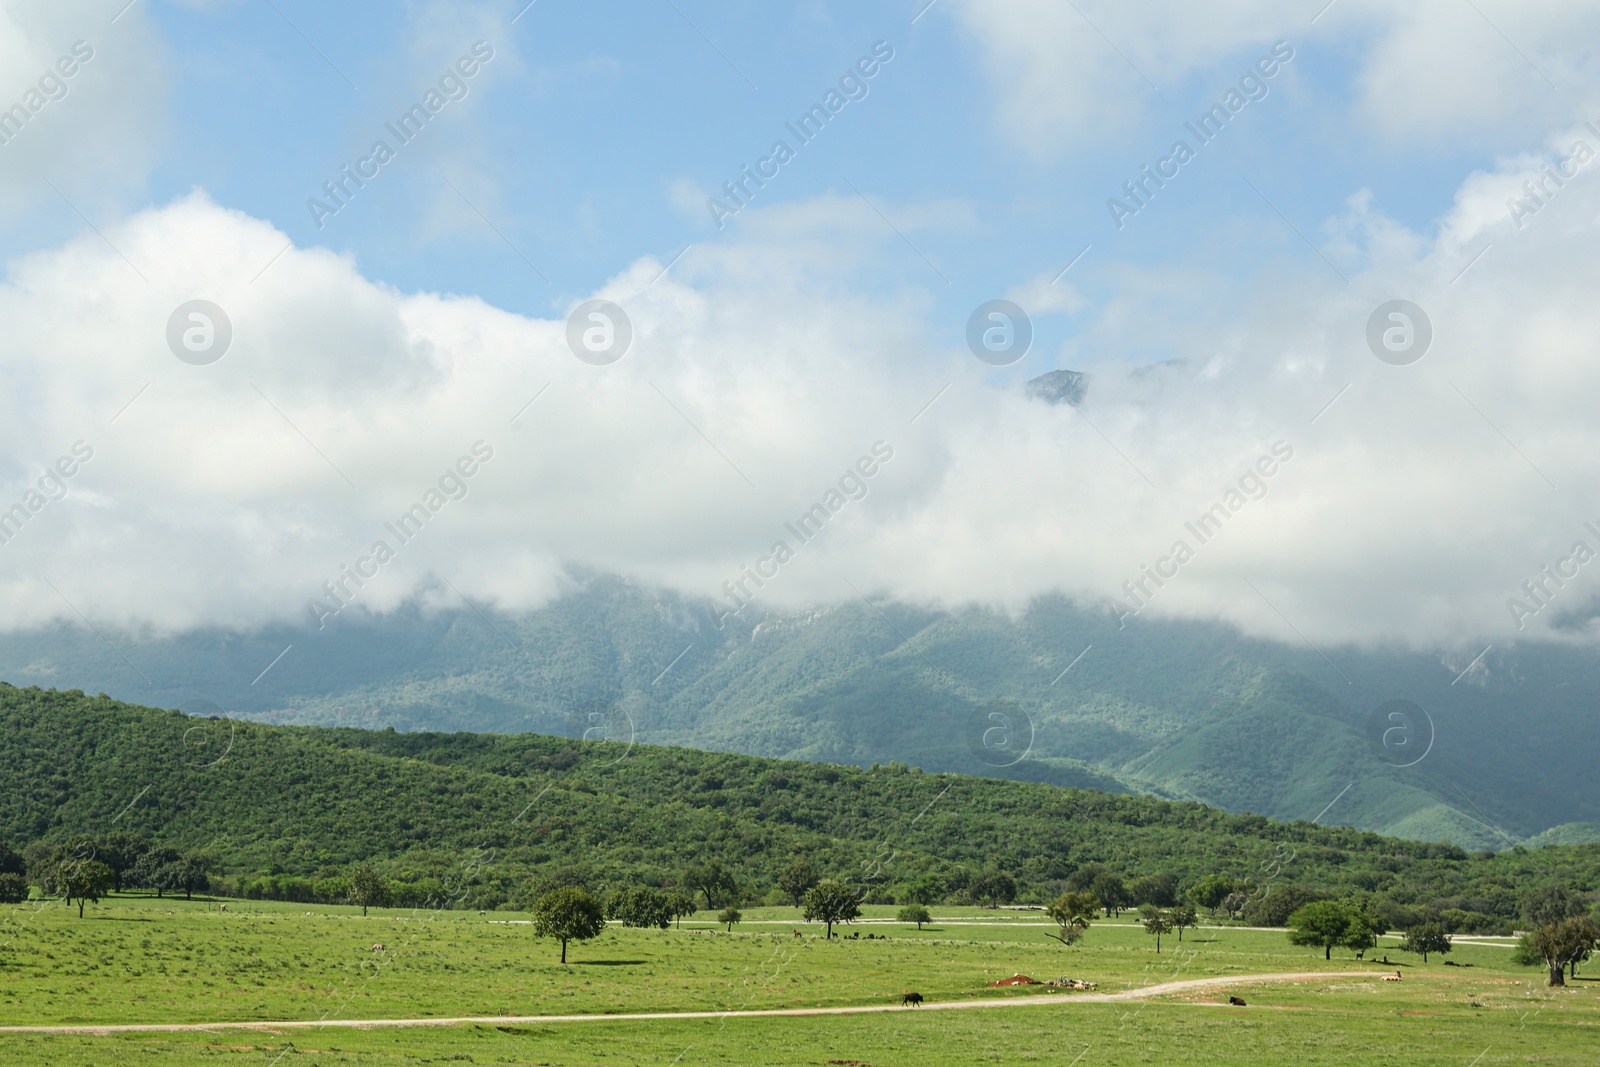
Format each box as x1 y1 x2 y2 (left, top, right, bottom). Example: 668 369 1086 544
0 895 1594 1065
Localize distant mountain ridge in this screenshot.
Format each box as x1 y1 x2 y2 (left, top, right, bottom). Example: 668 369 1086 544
1 575 1595 849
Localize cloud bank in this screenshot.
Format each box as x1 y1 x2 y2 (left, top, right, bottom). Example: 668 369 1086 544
3 111 1600 652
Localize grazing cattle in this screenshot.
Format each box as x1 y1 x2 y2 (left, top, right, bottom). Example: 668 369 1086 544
793 929 803 939
371 943 386 952
218 904 227 911
1382 972 1401 981
1228 996 1246 1006
902 992 923 1006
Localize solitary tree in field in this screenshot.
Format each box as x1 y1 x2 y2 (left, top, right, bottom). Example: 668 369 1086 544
666 888 698 928
532 886 607 963
1141 906 1174 952
898 904 931 930
1286 901 1362 960
777 860 819 907
1512 917 1598 986
718 907 743 932
61 860 114 918
348 864 390 916
1045 891 1099 946
1399 923 1452 964
802 881 861 938
1170 904 1199 942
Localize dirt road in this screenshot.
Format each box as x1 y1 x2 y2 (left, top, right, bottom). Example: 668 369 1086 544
0 971 1385 1035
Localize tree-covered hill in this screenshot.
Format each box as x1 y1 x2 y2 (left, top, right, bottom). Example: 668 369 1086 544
3 684 1596 928
1 577 1596 851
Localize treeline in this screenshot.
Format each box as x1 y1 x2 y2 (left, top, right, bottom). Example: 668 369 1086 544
3 685 1599 931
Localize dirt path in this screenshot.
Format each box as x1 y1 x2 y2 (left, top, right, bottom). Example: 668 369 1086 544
0 971 1385 1035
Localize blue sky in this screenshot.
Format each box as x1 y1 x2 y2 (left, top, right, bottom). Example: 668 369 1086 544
12 1 1537 366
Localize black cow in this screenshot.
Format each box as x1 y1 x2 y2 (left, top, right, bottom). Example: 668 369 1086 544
1228 996 1246 1006
902 992 924 1006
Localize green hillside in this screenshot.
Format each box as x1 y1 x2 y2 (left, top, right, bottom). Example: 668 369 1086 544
2 578 1596 849
3 684 1597 929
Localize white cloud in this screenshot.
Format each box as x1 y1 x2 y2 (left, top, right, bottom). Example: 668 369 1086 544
5 129 1600 651
947 0 1600 152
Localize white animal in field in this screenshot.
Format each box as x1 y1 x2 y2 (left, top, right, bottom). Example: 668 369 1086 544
372 943 386 952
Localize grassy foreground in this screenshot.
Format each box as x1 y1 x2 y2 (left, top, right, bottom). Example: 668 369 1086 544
0 895 1595 1065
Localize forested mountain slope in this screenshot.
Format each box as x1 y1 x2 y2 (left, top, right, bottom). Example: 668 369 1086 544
1 576 1595 849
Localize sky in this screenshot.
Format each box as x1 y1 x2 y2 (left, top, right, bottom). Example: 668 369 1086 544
4 0 1600 651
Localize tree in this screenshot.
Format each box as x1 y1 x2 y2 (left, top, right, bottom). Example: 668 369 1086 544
0 841 26 878
897 904 931 930
1170 903 1199 941
1513 917 1599 986
1186 874 1235 916
0 872 27 904
1340 912 1379 958
1245 885 1328 927
718 907 742 932
532 886 606 963
1522 885 1586 929
60 860 114 918
970 871 1017 906
93 833 151 891
607 886 673 929
1400 923 1451 964
348 863 390 916
131 847 181 897
903 874 943 906
1045 891 1098 946
1090 872 1129 917
1129 874 1179 907
172 852 215 900
1141 906 1174 952
1221 891 1249 921
802 881 861 938
1065 863 1109 893
1286 901 1363 960
685 860 738 910
666 888 698 928
777 860 819 907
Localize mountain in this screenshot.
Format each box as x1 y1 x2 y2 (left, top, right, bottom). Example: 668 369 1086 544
5 684 1597 923
0 576 1595 849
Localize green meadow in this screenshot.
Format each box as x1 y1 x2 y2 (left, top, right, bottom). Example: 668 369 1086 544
1 895 1594 1065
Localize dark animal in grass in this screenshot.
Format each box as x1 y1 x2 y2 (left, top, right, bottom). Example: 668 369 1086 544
1228 996 1246 1006
902 992 923 1006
